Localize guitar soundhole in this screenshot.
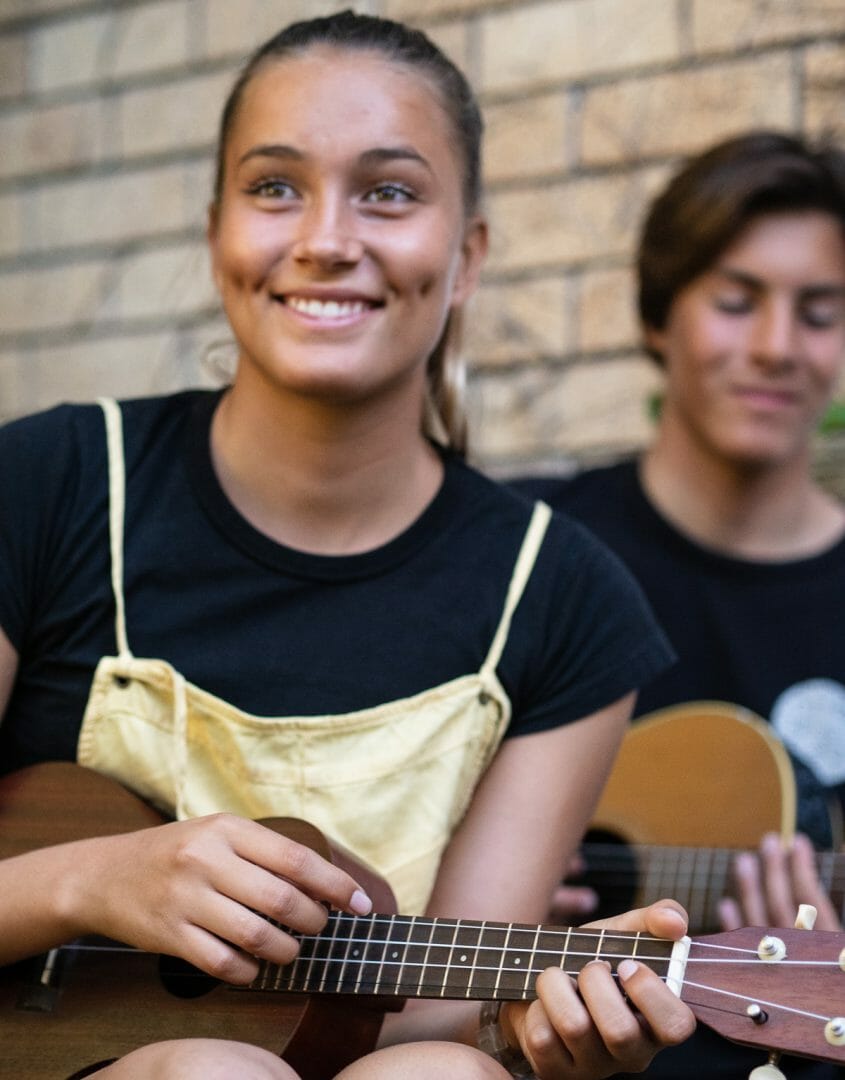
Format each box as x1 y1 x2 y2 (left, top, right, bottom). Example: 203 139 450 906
158 955 218 999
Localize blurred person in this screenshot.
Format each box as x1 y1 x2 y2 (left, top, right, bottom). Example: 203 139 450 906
515 130 845 1080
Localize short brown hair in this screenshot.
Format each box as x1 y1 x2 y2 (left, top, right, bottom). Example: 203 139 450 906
638 131 845 362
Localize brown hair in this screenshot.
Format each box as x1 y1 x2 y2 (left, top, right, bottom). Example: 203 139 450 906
212 10 484 451
638 131 845 362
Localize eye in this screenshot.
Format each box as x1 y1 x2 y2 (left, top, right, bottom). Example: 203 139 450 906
244 178 298 200
800 298 845 330
713 290 753 316
362 182 416 205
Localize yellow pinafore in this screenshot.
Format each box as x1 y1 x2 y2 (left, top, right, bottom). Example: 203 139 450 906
77 398 551 914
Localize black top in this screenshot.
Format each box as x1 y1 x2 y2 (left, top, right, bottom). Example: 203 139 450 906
517 462 845 723
0 392 672 772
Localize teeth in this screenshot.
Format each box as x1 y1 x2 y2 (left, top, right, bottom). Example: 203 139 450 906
285 297 368 318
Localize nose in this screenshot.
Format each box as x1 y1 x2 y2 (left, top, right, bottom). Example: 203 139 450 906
751 299 797 370
291 194 363 269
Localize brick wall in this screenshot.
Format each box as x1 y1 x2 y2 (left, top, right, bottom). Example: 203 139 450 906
1 0 844 477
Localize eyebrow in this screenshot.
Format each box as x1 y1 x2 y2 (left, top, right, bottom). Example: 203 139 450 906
237 144 302 167
236 143 432 173
715 266 845 299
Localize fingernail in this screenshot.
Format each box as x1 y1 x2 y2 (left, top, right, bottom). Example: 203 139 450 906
659 906 688 930
576 889 599 912
761 833 782 854
617 959 638 981
349 888 372 915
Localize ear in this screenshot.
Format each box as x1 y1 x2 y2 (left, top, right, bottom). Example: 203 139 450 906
643 322 667 363
450 215 489 306
207 201 223 294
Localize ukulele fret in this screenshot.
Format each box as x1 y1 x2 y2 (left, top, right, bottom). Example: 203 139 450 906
356 912 389 994
474 922 518 998
317 908 344 993
387 913 416 996
523 924 541 996
374 915 410 995
440 919 465 998
455 915 484 997
407 914 438 998
330 912 361 995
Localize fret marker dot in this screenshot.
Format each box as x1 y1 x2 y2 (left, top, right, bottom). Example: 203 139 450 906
460 954 468 962
514 958 521 965
391 951 399 959
353 949 360 957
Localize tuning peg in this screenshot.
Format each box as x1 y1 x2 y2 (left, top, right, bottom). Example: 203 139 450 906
748 1063 786 1079
794 904 817 930
745 908 818 1080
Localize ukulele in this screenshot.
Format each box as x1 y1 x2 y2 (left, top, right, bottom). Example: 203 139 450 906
2 761 844 1080
575 701 845 930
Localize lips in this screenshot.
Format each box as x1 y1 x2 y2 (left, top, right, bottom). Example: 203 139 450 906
734 385 800 408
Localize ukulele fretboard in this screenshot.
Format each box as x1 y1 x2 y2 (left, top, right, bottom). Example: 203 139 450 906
252 915 682 1001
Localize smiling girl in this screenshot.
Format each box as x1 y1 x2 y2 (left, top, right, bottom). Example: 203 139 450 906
0 12 692 1078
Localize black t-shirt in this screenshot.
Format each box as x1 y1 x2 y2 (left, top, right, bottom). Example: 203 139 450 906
514 461 845 1080
0 392 672 772
517 462 845 722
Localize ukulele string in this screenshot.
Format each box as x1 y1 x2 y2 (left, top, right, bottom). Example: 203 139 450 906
49 937 844 1026
289 914 844 976
54 916 840 972
677 978 835 1023
51 918 845 1006
282 929 845 1026
294 927 841 970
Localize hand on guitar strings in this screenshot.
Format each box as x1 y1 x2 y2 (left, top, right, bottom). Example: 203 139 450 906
719 831 842 932
498 900 695 1079
61 814 373 984
548 853 599 924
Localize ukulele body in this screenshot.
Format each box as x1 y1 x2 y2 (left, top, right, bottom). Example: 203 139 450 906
0 762 392 1080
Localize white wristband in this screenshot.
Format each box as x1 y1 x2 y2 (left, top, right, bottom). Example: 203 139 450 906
477 1001 536 1078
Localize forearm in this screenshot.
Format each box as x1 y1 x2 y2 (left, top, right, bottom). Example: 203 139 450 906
0 841 91 965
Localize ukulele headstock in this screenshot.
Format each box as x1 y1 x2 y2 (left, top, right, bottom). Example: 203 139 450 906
684 926 845 1065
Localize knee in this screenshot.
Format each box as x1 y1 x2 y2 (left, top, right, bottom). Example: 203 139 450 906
335 1041 511 1079
92 1039 298 1079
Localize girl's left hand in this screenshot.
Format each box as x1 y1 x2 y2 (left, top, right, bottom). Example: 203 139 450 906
501 900 695 1079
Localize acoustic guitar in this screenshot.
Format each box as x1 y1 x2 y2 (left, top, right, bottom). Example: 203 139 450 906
2 761 845 1079
576 701 845 930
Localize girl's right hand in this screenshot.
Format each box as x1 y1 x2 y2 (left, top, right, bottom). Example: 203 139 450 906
59 814 372 984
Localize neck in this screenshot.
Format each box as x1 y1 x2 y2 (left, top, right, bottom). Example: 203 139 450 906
210 370 444 555
642 413 845 561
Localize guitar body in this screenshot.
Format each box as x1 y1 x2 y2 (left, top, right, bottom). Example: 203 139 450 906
591 701 797 847
572 702 819 929
0 763 392 1080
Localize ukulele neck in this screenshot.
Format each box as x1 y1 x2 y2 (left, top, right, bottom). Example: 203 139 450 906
252 914 688 1001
